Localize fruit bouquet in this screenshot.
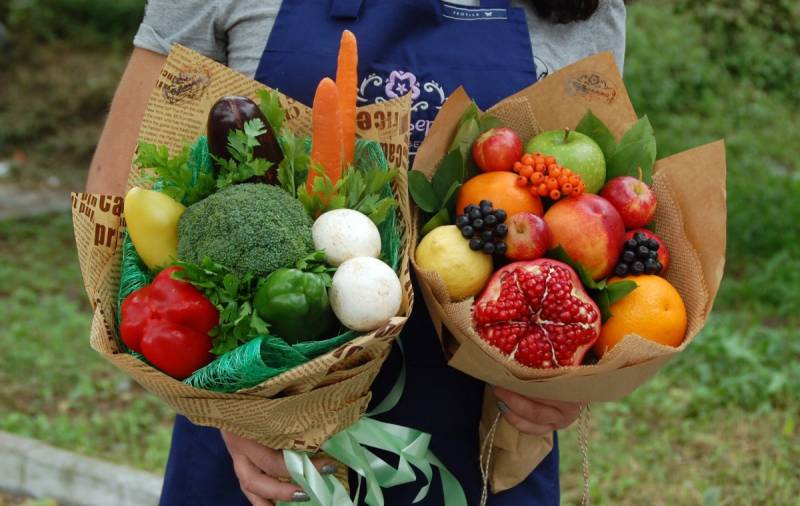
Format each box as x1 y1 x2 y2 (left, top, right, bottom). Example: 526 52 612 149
409 53 726 491
73 35 465 505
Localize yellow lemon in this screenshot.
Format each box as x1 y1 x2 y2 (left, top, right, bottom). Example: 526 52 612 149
415 225 493 300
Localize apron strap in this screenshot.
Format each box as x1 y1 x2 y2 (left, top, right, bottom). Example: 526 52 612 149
330 0 363 19
331 1 510 21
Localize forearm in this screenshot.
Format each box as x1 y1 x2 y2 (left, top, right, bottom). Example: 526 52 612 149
85 47 165 196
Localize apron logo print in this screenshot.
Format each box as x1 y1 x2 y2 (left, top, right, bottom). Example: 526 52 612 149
358 72 446 113
358 71 447 154
385 71 420 100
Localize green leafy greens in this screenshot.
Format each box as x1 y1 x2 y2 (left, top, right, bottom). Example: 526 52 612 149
135 137 216 206
212 118 273 190
173 258 269 355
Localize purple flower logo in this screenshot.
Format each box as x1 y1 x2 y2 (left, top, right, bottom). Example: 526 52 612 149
385 70 421 100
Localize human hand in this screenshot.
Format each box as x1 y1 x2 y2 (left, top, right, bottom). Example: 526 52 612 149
493 387 582 436
221 430 337 505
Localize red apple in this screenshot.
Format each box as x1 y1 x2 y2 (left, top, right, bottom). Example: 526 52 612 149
472 127 523 173
599 176 657 229
543 194 625 280
505 212 551 261
626 229 670 272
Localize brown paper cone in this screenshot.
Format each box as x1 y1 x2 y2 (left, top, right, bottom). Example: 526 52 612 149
411 52 726 490
72 45 413 451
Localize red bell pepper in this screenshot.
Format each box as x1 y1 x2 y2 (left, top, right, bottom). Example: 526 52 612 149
120 266 218 379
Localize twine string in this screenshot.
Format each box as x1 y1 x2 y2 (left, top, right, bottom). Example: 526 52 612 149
479 412 502 506
578 404 591 506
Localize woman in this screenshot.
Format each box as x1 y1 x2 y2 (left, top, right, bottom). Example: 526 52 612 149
86 1 626 504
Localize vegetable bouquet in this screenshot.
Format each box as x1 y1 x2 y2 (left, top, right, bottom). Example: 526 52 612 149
409 53 726 493
73 34 464 505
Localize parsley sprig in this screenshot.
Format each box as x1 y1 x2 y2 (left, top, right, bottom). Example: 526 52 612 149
213 118 273 190
135 138 216 206
173 258 269 355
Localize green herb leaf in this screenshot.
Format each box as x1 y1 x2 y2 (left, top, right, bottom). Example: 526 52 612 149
366 197 397 226
257 89 285 133
576 110 617 162
276 128 310 197
408 171 439 213
173 258 268 355
214 118 273 190
606 116 657 183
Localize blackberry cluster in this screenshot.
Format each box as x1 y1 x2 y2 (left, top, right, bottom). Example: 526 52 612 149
455 200 508 256
614 232 662 276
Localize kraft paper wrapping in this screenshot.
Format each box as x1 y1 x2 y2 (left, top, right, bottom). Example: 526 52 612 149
72 45 413 452
411 53 726 491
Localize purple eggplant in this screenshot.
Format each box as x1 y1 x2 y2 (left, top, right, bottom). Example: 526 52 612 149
207 96 283 184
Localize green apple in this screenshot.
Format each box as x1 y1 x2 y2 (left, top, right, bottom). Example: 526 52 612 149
525 129 606 193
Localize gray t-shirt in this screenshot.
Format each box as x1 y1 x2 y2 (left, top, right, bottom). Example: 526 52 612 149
133 1 626 78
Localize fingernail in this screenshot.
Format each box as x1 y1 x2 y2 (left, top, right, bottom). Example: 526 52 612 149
320 463 338 475
292 491 311 502
497 400 509 414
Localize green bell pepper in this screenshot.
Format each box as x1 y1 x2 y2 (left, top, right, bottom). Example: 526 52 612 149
254 267 334 344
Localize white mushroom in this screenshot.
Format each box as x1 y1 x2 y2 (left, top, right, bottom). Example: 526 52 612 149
312 209 381 266
330 257 402 331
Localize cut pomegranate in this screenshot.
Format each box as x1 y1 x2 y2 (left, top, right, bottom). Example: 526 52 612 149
473 259 601 368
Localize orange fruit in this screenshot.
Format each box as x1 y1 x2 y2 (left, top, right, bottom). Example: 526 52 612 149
594 275 687 357
456 171 543 217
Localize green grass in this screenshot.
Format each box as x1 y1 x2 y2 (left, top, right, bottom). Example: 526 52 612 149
0 0 798 503
0 214 172 472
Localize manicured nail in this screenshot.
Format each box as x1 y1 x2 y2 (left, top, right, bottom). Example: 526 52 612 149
497 400 509 414
292 491 311 502
320 463 338 475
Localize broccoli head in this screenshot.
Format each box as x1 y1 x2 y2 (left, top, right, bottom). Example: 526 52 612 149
177 183 314 277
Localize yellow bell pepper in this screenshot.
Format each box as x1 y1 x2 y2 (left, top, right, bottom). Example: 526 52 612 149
124 187 186 269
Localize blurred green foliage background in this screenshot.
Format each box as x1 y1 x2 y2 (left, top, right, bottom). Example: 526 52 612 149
0 0 797 504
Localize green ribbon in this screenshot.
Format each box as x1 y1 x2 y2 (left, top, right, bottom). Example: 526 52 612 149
278 340 467 506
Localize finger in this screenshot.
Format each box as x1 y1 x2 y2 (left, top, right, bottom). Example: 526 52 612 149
500 407 555 437
237 439 290 478
525 396 585 417
235 456 309 503
494 388 565 426
311 457 339 476
242 489 273 506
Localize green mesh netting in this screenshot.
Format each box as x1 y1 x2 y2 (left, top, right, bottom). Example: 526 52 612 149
118 138 401 392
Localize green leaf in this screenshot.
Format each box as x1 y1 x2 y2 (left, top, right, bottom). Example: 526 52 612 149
547 245 601 290
408 171 439 213
478 113 503 133
432 149 464 201
575 110 617 162
606 116 657 184
606 279 638 305
442 181 462 215
366 197 397 226
450 117 480 159
257 89 284 132
421 208 451 236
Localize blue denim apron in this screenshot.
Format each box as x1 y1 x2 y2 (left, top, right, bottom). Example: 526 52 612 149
161 1 559 504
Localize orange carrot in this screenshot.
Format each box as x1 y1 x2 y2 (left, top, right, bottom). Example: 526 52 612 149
308 77 343 194
335 30 358 167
